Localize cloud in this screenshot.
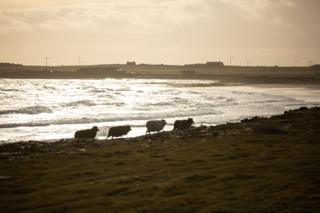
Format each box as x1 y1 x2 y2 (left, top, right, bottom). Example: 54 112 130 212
1 0 319 35
0 0 209 33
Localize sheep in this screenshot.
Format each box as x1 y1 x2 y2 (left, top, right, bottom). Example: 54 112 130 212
74 126 99 139
173 118 194 130
108 125 131 139
146 119 167 134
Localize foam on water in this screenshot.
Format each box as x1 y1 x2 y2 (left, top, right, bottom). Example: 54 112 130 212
0 78 320 143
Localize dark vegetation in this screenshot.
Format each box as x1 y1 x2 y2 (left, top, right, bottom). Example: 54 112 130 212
75 66 126 77
310 64 320 71
1 107 320 212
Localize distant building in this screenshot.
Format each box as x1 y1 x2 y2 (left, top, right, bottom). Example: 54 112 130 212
206 61 224 67
126 61 136 66
184 61 224 68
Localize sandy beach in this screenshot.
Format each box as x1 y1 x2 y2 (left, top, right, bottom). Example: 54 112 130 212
1 107 320 212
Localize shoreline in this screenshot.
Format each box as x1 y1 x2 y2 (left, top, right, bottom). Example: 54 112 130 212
1 107 320 211
1 102 319 144
0 106 317 147
2 79 320 143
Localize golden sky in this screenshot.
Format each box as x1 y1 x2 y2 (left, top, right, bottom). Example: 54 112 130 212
0 0 319 66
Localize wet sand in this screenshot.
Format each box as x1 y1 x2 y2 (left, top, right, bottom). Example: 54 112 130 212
1 107 320 212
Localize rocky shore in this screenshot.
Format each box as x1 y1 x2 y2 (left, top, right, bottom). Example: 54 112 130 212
1 107 320 212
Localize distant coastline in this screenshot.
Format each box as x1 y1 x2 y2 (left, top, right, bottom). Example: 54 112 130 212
1 63 320 85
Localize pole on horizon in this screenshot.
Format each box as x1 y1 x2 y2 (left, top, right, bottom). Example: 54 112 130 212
294 59 298 67
44 57 50 72
229 56 232 66
78 57 82 67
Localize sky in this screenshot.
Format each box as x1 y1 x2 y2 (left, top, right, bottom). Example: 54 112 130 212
0 0 319 66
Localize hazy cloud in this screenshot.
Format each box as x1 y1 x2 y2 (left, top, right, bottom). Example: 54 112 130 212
0 0 207 33
1 0 319 33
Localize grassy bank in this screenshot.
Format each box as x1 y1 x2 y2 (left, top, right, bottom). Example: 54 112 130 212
1 107 320 212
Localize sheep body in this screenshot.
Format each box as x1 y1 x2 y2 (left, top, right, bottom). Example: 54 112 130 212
146 119 167 134
108 125 131 138
74 126 99 139
173 118 194 130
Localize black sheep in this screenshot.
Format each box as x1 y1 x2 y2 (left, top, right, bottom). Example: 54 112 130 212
74 126 99 139
173 118 194 130
108 125 131 139
146 119 167 134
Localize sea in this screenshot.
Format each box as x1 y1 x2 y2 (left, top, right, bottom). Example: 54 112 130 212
1 78 320 143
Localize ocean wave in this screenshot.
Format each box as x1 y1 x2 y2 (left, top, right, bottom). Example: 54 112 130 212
0 88 21 92
42 85 57 90
0 123 50 128
169 82 242 88
0 106 53 115
90 88 106 93
0 109 219 129
60 100 96 107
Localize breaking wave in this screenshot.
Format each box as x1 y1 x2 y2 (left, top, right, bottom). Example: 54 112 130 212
1 78 320 143
0 109 220 129
0 106 53 115
169 82 243 88
60 100 96 107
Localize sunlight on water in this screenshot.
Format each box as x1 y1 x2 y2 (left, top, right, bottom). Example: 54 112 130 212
0 78 320 143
